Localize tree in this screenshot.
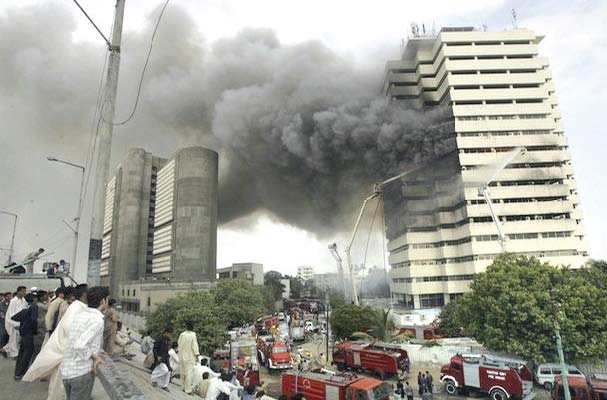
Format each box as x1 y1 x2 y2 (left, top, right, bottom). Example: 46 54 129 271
330 304 376 339
210 279 266 328
264 271 286 312
146 291 227 354
289 276 305 299
439 254 607 363
367 308 395 341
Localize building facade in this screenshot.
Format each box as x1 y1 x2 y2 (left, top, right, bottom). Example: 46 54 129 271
101 146 218 308
217 263 264 286
297 266 315 281
383 27 588 309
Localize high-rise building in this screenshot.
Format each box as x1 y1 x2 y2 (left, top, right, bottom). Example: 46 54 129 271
383 27 588 309
297 265 315 281
101 146 218 311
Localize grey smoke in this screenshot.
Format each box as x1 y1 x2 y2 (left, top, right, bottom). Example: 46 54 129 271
0 4 455 248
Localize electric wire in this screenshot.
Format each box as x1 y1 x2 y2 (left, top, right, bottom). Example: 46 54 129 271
72 0 112 47
101 0 170 126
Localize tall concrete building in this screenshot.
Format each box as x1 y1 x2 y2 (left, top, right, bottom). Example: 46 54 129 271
101 146 218 311
383 27 588 309
217 263 264 286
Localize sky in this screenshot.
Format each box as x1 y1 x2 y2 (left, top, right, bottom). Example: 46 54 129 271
0 0 605 282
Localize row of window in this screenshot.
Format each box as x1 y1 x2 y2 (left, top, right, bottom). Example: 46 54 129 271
458 130 555 137
458 114 548 121
461 145 562 154
453 83 541 90
392 249 582 268
393 274 475 284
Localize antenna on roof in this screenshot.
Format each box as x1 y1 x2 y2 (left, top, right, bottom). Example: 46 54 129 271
511 9 518 28
482 24 488 32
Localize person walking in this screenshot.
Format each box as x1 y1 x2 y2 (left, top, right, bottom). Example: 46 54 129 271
22 284 89 400
2 285 27 358
151 326 173 392
0 292 12 349
60 286 109 400
178 319 200 394
417 372 423 396
425 371 433 394
396 380 405 400
405 381 414 400
103 299 118 356
12 293 38 379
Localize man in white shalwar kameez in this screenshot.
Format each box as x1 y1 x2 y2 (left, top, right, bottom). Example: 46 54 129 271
22 289 88 400
177 320 200 394
2 286 27 358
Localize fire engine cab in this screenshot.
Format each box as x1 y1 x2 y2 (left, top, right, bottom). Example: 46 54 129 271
440 354 534 400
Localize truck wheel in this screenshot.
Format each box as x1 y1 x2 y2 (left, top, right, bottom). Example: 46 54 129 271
490 388 508 400
444 380 458 396
543 382 553 391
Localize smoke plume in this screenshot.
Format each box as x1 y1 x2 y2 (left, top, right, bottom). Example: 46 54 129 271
0 4 455 246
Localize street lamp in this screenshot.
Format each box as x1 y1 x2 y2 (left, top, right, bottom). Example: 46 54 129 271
0 210 18 265
47 156 85 277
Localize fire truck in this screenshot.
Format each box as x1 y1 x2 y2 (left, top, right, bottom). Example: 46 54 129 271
552 375 607 400
398 319 444 340
282 371 391 400
230 337 261 387
332 341 410 380
440 354 534 400
256 334 292 372
256 316 280 334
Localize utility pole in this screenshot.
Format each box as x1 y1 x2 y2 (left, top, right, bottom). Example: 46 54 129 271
0 211 18 265
86 0 126 285
555 318 571 400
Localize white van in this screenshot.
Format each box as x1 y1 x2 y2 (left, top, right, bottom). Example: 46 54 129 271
536 363 585 390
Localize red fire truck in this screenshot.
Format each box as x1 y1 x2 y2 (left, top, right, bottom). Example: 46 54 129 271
332 341 410 380
552 375 607 400
440 354 534 400
398 319 444 340
282 371 391 400
256 334 292 372
256 316 280 333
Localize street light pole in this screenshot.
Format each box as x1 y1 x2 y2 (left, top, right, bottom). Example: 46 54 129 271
555 318 571 400
47 157 85 277
0 211 18 265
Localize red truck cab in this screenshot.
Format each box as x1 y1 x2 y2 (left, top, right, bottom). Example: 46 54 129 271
257 334 292 371
282 371 391 400
440 354 533 400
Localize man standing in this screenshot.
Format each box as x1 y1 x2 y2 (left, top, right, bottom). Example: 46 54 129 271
405 381 414 400
33 290 48 360
103 299 118 356
0 292 12 348
23 248 45 274
23 284 88 400
12 293 38 379
151 326 173 392
2 286 27 358
178 319 200 394
44 287 65 345
417 372 424 396
425 371 433 394
60 286 109 400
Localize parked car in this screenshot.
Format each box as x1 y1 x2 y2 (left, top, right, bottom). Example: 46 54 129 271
536 363 585 391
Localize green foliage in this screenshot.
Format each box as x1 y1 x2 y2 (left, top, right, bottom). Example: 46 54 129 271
438 299 465 337
367 308 395 341
210 279 266 328
328 290 346 309
422 340 441 348
439 254 607 363
146 291 227 354
289 276 305 299
146 279 267 354
263 271 285 312
330 304 377 339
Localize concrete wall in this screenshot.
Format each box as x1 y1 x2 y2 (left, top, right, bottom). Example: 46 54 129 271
173 147 218 281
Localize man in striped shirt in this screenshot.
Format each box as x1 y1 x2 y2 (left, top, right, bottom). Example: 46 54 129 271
60 286 109 400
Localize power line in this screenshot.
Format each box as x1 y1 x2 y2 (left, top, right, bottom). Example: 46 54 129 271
101 0 170 126
72 0 112 48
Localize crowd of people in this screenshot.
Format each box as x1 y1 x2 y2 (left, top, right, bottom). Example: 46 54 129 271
0 283 135 400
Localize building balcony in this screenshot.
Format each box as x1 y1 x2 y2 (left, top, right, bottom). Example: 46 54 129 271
453 102 552 117
463 184 571 200
443 44 538 58
448 71 545 87
450 87 549 102
456 134 566 149
456 118 557 133
462 166 565 182
446 58 544 73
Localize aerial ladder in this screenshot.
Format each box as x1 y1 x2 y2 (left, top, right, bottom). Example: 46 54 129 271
328 243 349 301
476 147 527 253
332 166 419 306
